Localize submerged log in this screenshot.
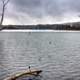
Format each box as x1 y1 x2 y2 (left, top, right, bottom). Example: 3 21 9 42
4 70 42 80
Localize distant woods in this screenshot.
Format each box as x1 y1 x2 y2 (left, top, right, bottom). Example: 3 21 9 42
0 0 10 25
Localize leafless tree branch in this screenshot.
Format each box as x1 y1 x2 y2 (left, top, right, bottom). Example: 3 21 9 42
0 0 10 25
4 0 10 7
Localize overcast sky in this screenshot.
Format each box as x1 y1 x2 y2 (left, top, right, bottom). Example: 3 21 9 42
0 0 80 25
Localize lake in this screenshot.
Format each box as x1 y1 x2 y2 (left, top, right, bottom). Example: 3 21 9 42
0 31 80 80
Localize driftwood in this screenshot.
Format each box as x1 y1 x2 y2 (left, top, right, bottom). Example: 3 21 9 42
4 70 42 80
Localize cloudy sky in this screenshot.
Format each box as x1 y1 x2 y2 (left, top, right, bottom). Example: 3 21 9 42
0 0 80 25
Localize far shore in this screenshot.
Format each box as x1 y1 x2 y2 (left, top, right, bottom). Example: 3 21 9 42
0 22 80 31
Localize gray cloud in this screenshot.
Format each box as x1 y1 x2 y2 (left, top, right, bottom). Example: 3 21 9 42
11 0 63 18
68 0 80 12
1 0 80 24
12 0 80 15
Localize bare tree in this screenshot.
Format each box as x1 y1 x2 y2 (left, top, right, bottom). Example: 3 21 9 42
0 0 10 25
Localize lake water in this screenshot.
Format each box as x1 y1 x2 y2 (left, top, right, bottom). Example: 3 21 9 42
0 32 80 80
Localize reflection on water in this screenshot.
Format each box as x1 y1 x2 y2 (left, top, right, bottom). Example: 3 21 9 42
0 32 80 80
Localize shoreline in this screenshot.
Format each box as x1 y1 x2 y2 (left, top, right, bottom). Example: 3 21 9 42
1 29 80 32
